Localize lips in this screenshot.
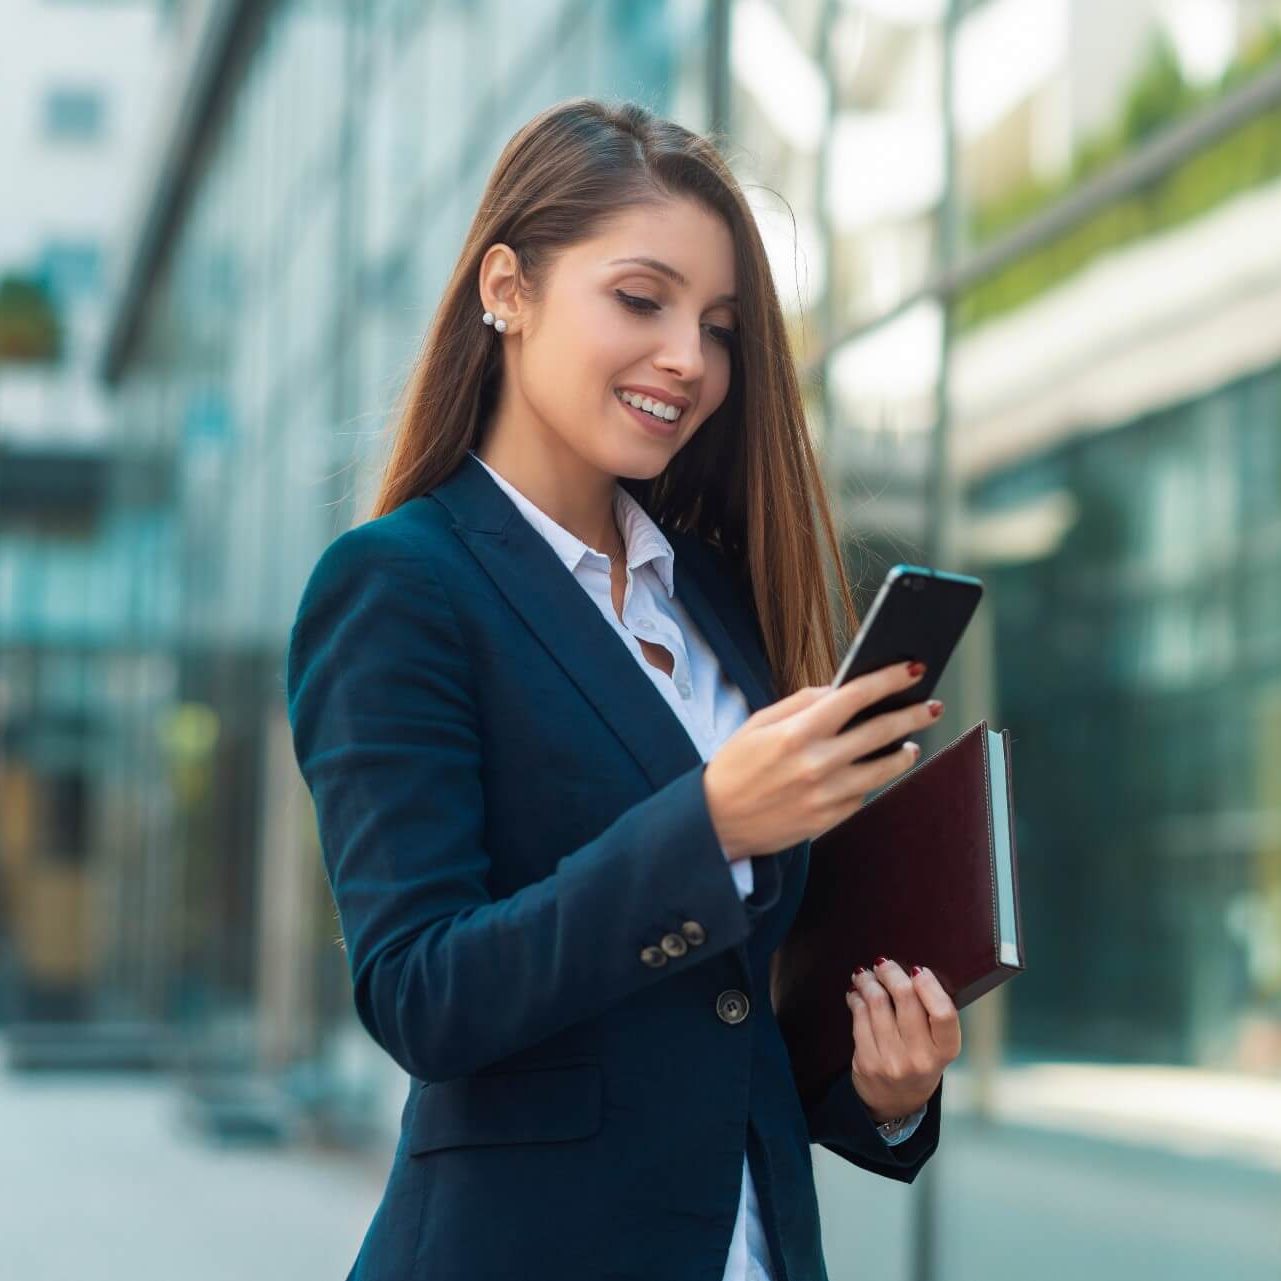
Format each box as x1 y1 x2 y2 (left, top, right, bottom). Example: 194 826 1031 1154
615 385 691 412
616 391 680 438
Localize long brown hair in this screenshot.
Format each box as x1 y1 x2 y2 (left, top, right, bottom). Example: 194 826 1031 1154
369 96 859 697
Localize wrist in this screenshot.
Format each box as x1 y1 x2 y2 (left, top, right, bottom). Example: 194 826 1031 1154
702 763 748 861
854 1076 925 1125
870 1106 909 1125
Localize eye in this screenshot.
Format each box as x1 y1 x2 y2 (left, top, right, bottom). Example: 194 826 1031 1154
615 291 738 348
615 290 659 315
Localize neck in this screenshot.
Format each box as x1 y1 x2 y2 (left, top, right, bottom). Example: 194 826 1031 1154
474 421 621 555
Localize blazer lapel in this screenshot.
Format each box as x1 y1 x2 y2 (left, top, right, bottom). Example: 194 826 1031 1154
431 453 775 795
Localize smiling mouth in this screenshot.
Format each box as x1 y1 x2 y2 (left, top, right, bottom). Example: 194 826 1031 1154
614 388 686 423
615 390 683 437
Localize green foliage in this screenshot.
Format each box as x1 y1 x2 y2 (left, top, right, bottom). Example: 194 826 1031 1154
958 24 1281 331
1120 29 1202 144
0 275 62 363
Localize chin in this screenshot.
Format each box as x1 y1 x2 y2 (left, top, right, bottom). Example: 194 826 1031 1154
610 449 676 482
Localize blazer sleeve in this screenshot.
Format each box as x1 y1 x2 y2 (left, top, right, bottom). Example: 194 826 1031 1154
805 1068 943 1183
285 524 784 1084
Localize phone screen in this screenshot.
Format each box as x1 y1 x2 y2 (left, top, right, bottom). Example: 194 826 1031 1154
832 564 983 761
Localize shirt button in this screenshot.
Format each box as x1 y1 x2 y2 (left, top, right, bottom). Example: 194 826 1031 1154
680 921 706 946
640 946 667 968
716 990 750 1024
676 681 692 699
659 932 688 958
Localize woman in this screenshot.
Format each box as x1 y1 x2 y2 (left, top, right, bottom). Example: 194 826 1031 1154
286 97 960 1281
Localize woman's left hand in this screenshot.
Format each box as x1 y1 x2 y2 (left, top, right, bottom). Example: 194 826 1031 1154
845 958 962 1122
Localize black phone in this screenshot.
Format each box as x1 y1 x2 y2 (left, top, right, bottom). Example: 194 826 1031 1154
831 563 984 761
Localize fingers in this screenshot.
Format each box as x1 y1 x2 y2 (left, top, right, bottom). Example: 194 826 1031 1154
837 696 941 766
850 738 923 790
845 981 878 1059
862 959 930 1042
752 685 829 728
805 661 926 741
846 961 961 1118
850 962 908 1057
817 742 922 829
911 965 963 1061
851 960 962 1062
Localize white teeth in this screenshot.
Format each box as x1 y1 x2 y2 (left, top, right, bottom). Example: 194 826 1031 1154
618 389 682 422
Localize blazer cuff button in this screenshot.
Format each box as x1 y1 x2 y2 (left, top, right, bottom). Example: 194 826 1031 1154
679 920 706 946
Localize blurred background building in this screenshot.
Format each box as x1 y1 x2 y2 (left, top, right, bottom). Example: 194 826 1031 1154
0 0 168 1029
1 0 1278 1277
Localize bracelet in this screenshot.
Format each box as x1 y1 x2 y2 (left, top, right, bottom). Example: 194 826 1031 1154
875 1114 911 1137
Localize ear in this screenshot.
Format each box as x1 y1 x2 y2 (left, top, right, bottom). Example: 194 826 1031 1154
478 242 525 335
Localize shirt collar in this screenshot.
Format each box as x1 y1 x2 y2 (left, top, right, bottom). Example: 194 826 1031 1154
467 450 675 597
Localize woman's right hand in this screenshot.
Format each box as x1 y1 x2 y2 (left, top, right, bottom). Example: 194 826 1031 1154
702 661 941 860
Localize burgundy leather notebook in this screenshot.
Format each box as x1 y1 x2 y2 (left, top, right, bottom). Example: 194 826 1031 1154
771 720 1026 1109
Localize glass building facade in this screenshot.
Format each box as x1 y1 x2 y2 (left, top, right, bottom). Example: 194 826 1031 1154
94 0 724 1062
12 0 1272 1273
971 364 1281 1068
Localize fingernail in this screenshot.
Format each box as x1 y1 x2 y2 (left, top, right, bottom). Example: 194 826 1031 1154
907 661 926 678
853 966 867 976
874 956 889 968
846 980 855 992
911 965 923 977
927 700 944 718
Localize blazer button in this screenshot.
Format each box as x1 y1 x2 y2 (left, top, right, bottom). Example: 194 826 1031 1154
680 920 706 946
716 990 750 1024
640 945 667 968
659 932 688 958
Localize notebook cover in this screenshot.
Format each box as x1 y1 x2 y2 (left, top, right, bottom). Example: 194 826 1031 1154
771 720 1025 1109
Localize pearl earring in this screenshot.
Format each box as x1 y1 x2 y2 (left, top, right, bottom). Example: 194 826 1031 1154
482 310 507 334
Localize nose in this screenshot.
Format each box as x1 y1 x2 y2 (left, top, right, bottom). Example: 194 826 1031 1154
654 316 705 384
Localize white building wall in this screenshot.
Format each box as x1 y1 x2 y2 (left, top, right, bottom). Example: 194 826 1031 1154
0 0 169 442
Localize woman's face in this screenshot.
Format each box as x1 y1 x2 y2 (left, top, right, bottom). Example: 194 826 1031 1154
494 196 738 479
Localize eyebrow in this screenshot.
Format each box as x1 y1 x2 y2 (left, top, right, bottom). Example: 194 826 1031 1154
607 256 737 306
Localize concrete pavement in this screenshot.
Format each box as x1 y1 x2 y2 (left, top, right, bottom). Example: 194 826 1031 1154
1 1061 1276 1280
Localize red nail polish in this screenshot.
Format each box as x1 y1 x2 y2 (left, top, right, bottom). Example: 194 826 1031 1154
907 661 926 678
874 956 889 967
853 966 867 976
846 980 855 992
927 700 944 718
911 965 923 977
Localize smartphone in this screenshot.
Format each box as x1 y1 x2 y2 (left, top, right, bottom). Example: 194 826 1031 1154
831 563 984 761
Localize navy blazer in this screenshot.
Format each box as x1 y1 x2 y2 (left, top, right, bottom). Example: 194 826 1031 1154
285 451 943 1281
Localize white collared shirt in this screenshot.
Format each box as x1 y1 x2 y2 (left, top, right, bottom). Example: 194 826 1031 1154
467 450 922 1280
